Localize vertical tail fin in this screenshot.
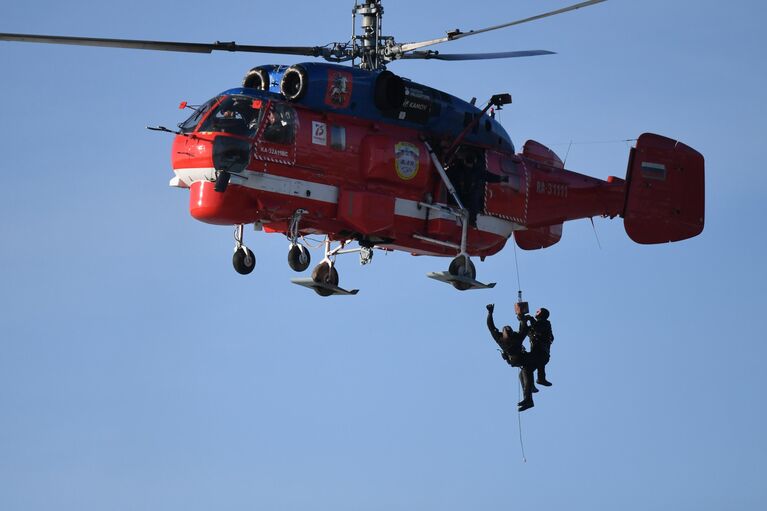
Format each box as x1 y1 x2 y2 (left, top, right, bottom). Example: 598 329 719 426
623 133 705 244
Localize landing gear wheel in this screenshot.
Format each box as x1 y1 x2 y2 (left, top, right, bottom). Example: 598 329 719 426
232 247 256 275
448 255 476 291
311 262 339 297
288 244 311 272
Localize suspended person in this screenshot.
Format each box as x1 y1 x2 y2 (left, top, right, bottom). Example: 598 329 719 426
524 308 555 387
485 303 536 411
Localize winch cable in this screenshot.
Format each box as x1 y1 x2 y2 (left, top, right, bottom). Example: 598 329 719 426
512 232 523 296
511 233 528 462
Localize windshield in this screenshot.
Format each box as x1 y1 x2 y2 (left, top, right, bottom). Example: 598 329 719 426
199 95 263 137
177 97 217 133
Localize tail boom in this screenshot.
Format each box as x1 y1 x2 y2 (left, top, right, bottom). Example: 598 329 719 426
484 134 704 250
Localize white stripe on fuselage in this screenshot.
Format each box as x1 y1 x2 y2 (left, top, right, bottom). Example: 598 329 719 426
172 167 521 238
232 170 340 204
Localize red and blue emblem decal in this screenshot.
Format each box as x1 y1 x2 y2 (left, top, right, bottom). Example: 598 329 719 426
324 70 353 109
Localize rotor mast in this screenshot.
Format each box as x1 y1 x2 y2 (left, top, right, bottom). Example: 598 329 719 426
352 1 392 70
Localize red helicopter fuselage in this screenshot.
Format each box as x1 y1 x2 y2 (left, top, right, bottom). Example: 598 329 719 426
168 63 704 291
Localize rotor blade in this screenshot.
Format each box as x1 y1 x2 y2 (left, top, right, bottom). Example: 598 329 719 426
402 50 556 61
399 0 608 53
0 33 321 57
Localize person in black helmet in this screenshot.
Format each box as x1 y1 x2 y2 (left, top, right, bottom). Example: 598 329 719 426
524 307 555 387
485 303 536 411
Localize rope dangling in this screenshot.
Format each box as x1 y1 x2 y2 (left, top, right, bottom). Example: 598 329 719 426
516 373 528 463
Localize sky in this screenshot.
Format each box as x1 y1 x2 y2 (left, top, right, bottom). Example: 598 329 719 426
1 0 765 509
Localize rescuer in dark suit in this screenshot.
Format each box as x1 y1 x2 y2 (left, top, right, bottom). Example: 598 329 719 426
486 304 536 411
524 308 555 386
458 150 487 228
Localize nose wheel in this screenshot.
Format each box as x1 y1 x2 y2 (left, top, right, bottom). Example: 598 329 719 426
232 224 256 275
286 209 312 272
233 247 256 274
288 244 311 272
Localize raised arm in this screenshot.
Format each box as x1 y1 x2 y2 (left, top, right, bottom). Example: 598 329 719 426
517 315 529 339
486 304 501 341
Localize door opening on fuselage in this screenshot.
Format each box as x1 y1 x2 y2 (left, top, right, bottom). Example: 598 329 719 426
445 146 493 227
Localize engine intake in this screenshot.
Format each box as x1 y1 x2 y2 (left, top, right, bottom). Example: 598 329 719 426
242 67 271 90
280 65 308 101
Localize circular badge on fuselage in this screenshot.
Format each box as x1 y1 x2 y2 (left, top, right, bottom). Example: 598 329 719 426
394 142 420 181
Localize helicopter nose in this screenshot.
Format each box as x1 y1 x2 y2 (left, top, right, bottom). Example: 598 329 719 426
171 133 253 190
170 133 216 187
172 133 212 167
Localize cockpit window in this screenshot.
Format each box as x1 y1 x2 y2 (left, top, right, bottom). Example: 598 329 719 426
177 97 217 133
199 95 263 137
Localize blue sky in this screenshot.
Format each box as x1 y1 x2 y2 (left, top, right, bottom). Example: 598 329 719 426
1 1 765 509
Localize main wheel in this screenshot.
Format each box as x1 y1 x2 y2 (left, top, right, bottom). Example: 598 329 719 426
311 262 339 297
232 247 256 275
288 244 311 272
448 255 476 291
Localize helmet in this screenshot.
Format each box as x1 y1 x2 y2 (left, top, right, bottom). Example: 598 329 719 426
535 308 550 320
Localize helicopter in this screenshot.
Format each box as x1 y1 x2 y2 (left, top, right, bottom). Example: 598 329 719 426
0 0 704 297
